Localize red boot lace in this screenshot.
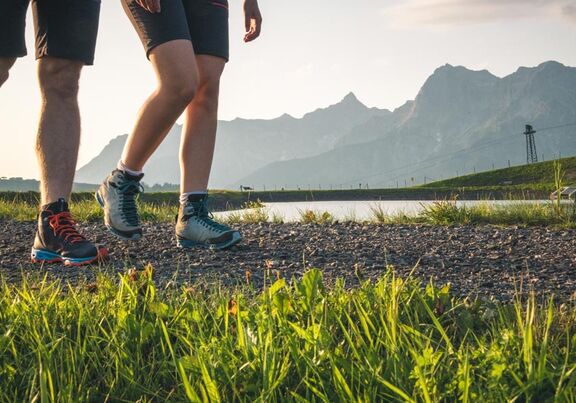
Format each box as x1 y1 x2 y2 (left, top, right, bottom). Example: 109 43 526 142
48 212 86 244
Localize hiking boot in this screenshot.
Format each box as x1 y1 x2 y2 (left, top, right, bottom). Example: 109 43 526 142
96 169 144 240
31 198 107 266
176 196 242 250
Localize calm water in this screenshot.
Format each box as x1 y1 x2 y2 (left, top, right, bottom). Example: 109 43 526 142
215 200 553 222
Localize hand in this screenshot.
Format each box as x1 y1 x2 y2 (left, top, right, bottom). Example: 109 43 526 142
243 0 262 42
135 0 161 13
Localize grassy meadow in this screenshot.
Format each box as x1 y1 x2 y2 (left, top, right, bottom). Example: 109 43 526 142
1 159 575 400
0 268 574 401
422 156 576 190
1 197 574 228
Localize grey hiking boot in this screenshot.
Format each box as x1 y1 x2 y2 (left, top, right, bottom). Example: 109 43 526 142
176 196 242 250
95 169 144 240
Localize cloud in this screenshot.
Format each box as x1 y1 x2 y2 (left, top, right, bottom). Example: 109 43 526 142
563 4 576 21
384 0 576 26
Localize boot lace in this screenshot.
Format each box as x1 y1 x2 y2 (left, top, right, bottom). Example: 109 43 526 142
117 179 144 227
182 200 230 233
49 212 86 244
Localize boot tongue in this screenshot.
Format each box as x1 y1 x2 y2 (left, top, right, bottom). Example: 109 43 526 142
42 198 69 214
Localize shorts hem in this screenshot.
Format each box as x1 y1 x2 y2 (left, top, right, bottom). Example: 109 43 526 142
195 50 229 63
0 50 27 59
36 51 95 66
145 37 193 60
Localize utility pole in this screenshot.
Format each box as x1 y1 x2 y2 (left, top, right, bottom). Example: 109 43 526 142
524 125 538 164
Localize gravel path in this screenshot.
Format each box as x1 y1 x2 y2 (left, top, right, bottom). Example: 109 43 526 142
1 219 575 301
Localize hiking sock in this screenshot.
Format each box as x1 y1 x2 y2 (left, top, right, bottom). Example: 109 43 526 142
117 160 144 177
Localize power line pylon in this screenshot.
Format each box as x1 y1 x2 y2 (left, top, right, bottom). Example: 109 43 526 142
524 124 538 164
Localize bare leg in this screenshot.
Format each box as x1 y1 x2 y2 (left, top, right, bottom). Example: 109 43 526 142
180 55 226 193
37 58 84 205
0 58 17 87
121 40 198 171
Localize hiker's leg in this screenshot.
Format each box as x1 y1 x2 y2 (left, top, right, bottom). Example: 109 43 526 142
179 55 225 193
120 40 198 171
36 58 83 205
0 58 16 87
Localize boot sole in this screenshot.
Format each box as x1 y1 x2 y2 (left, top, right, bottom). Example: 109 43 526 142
177 231 242 251
95 190 142 241
31 247 108 267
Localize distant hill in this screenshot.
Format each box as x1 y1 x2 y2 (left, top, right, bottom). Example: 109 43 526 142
75 92 389 188
0 178 179 193
0 178 98 193
422 156 576 189
75 61 576 189
237 61 576 189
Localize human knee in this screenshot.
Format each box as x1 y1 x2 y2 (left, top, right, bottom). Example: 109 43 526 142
0 58 16 87
160 76 197 107
38 59 82 100
194 80 220 111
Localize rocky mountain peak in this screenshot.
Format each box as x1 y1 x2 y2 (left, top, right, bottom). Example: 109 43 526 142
341 92 362 105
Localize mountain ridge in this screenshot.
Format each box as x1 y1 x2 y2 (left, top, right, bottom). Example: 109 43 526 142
76 61 576 189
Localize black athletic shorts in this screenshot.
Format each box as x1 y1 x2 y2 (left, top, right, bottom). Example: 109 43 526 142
0 0 101 65
122 0 230 61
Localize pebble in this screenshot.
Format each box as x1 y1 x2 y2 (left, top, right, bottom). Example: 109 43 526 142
0 220 574 301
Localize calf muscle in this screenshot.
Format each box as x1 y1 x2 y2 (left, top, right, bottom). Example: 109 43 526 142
36 58 83 205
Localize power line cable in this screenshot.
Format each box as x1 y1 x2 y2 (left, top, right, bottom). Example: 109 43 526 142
338 122 575 187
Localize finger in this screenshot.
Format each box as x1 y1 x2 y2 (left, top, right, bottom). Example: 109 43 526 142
139 0 152 12
148 0 158 13
246 18 262 41
244 25 256 42
138 0 149 12
254 16 262 37
245 13 251 32
154 0 161 13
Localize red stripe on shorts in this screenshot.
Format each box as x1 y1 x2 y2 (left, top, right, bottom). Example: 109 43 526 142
211 2 228 10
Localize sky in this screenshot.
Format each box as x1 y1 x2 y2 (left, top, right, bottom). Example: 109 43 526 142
1 0 575 179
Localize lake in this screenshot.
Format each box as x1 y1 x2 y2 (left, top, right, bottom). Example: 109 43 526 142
215 200 557 222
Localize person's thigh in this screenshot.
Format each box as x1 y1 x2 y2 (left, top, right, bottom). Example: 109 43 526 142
0 0 29 59
149 40 198 92
183 0 230 62
196 55 226 89
121 0 191 59
32 0 101 66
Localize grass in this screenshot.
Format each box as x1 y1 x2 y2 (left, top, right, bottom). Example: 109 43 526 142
299 210 334 225
422 156 576 189
0 267 574 401
417 200 576 227
2 198 575 228
0 199 179 223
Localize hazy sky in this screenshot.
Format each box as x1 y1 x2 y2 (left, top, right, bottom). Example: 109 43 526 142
1 0 575 179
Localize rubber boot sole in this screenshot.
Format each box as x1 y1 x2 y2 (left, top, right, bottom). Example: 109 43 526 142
176 231 242 250
31 247 108 267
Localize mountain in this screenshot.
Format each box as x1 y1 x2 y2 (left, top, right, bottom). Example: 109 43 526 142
77 61 576 189
235 61 576 188
75 92 390 187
